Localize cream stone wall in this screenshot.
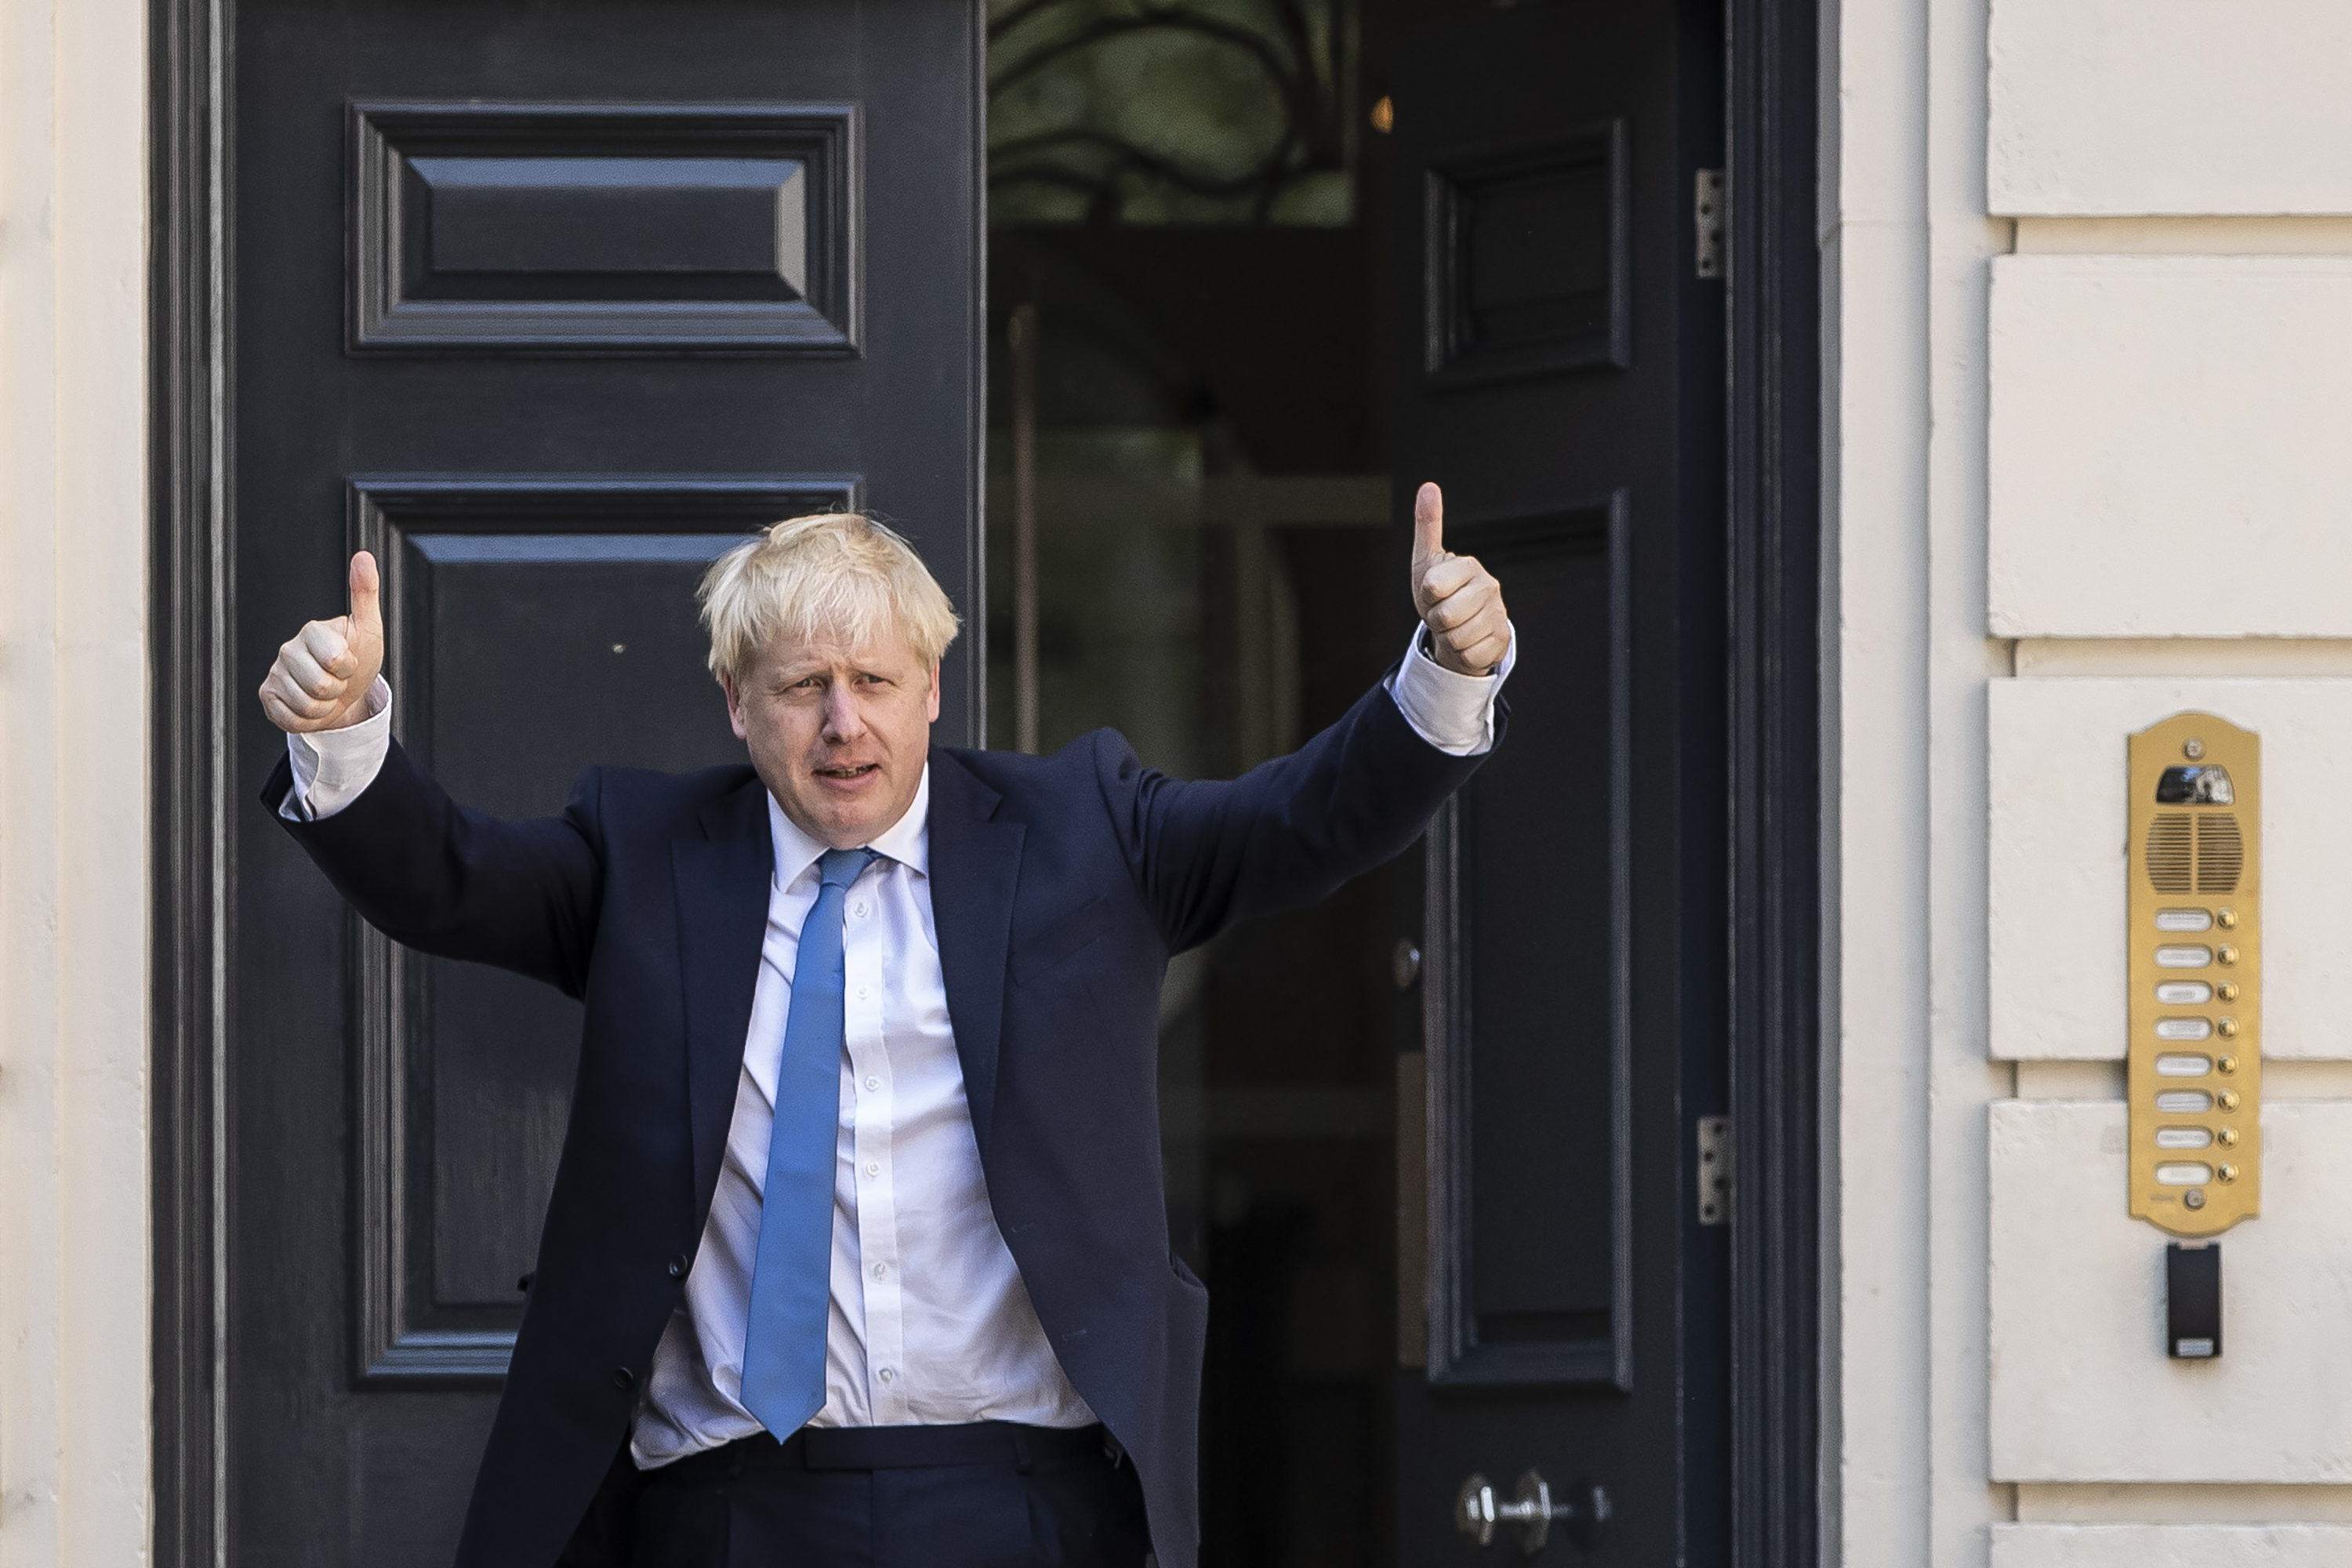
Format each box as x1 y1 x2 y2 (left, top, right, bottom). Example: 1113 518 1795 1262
1988 0 2352 216
0 0 153 1560
1831 0 2352 1562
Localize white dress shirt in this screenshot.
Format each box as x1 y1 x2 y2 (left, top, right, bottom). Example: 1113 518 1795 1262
278 624 1514 1461
629 768 1099 1461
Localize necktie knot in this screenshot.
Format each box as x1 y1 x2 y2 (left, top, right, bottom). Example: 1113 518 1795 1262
818 846 879 892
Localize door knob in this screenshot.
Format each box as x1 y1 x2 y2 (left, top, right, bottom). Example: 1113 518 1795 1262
1454 1469 1608 1555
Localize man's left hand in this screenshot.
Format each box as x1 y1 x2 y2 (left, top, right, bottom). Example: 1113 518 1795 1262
1410 481 1510 676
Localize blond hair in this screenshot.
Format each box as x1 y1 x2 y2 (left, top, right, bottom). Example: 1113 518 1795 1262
697 512 961 685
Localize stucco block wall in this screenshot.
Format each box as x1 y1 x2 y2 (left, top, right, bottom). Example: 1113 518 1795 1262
1991 1101 2352 1483
1989 678 2352 1062
1852 0 2352 1556
1991 1523 2352 1566
1987 256 2352 638
1988 0 2352 216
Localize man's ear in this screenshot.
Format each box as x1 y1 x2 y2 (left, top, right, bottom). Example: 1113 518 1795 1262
924 661 942 724
723 674 751 742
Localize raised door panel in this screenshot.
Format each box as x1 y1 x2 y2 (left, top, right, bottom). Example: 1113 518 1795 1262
347 477 855 1382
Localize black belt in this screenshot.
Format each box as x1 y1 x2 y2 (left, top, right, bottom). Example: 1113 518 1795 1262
655 1421 1116 1485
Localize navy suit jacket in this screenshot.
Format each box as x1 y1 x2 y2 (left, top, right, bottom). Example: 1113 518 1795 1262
264 674 1493 1568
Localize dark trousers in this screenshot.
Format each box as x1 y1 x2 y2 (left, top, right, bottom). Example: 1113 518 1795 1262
630 1423 1154 1568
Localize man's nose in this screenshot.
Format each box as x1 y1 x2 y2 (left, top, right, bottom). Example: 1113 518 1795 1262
820 687 865 742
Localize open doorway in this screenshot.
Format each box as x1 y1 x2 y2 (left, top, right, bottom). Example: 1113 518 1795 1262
985 1 1410 1555
978 0 1760 1559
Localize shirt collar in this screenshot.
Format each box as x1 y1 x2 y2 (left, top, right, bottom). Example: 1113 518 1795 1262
764 761 932 891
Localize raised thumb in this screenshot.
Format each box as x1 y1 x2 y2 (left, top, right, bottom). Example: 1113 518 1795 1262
1412 481 1446 563
348 550 383 637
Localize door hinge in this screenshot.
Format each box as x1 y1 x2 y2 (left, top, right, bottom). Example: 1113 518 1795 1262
1697 1115 1731 1225
1694 169 1726 280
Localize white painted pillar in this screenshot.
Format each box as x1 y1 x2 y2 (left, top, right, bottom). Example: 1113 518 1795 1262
0 0 154 1559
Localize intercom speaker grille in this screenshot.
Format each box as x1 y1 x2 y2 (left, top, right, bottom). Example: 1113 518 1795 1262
2196 814 2245 893
2146 814 2193 893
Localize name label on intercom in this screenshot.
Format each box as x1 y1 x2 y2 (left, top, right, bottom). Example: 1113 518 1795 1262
2129 713 2259 1237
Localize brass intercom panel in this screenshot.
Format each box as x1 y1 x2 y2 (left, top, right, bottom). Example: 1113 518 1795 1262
2129 713 2260 1237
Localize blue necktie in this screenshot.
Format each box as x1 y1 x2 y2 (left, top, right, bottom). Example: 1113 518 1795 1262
740 845 878 1437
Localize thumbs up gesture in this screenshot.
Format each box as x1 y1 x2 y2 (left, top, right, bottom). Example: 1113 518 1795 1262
1410 483 1510 676
259 551 387 733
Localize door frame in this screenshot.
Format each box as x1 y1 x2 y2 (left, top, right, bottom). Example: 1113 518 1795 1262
147 1 1821 1563
1722 0 1823 1563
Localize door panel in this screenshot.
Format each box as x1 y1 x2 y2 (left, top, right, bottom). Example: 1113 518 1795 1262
1431 496 1632 1391
230 2 978 1557
1392 1 1729 1563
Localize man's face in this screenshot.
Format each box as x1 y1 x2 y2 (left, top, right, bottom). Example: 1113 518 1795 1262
725 629 940 850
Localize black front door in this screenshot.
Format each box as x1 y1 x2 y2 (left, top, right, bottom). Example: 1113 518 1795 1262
226 2 979 1556
1391 2 1730 1563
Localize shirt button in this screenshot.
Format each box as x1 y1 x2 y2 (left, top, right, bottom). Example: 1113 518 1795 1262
865 1162 880 1177
612 1367 636 1391
667 1255 688 1279
864 1076 880 1092
873 1262 887 1279
857 986 868 1000
877 1367 895 1384
853 902 867 918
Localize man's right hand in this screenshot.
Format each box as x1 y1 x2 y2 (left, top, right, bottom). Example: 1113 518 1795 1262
259 551 386 733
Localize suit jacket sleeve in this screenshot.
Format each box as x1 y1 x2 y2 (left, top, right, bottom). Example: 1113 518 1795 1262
260 737 605 998
1098 670 1501 954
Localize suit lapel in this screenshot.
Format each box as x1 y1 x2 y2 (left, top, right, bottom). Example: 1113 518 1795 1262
926 751 1023 1156
673 775 775 1220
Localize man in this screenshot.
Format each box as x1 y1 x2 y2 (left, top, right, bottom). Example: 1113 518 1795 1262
258 482 1512 1568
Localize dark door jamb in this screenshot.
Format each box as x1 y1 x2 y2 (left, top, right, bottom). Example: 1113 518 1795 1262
1725 0 1823 1563
152 0 234 1560
148 0 1824 1563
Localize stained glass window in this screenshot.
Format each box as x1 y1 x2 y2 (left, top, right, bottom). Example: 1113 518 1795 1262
989 0 1357 225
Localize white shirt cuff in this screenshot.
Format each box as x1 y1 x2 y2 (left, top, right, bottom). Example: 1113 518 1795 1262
280 678 394 822
1385 622 1515 757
